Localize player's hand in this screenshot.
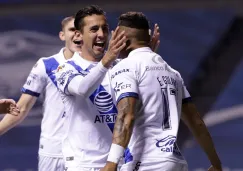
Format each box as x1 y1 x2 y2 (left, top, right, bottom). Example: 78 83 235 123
100 162 117 171
208 165 222 171
102 27 127 68
0 99 20 115
149 23 160 53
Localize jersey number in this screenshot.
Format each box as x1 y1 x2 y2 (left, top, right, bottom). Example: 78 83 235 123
161 88 176 130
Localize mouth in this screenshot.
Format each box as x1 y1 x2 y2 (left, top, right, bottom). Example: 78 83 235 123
94 41 105 50
73 40 82 45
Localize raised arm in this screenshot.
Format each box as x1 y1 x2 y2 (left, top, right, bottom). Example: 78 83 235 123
56 27 127 97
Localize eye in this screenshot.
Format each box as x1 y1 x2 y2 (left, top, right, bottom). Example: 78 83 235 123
90 26 99 33
69 27 76 32
102 25 109 33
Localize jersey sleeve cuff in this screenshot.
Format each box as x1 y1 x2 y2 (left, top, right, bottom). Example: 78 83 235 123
21 88 40 97
117 92 139 105
98 61 109 72
182 97 192 104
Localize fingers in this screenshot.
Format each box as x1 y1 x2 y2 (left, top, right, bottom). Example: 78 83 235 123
114 35 127 49
0 99 16 105
154 23 159 33
150 23 160 52
114 30 125 44
110 26 120 41
116 42 127 52
108 28 127 53
8 104 20 116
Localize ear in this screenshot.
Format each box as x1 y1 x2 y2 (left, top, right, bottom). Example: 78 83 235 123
59 31 65 41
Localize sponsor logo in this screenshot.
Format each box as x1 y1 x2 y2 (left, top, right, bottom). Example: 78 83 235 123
114 82 131 93
145 66 164 71
152 55 164 64
94 91 114 113
57 70 73 86
156 135 182 156
57 64 65 72
111 69 130 79
94 113 116 123
25 73 39 86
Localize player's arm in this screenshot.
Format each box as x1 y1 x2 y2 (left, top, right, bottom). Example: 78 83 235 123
58 27 127 97
102 62 138 171
181 101 222 170
0 94 37 135
0 59 46 135
108 96 137 170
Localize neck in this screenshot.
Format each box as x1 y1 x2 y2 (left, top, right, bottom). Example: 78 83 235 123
63 48 74 60
81 49 101 62
128 43 148 54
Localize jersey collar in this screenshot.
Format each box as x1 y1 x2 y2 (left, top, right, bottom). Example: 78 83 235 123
128 47 152 58
58 47 67 62
72 52 99 70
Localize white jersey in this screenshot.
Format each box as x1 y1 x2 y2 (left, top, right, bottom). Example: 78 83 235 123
55 53 117 167
22 48 68 157
110 47 191 164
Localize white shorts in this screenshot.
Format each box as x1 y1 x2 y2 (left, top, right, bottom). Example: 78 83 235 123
38 155 65 171
65 167 100 171
120 160 188 171
65 167 122 171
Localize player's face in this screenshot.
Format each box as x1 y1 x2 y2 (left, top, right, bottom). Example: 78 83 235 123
63 19 82 53
81 15 109 59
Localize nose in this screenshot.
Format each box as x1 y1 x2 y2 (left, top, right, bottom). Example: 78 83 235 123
74 31 81 41
97 28 104 39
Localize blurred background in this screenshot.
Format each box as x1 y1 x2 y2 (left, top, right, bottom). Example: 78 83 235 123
0 0 242 170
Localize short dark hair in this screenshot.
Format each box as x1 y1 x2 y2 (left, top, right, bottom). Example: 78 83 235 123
61 16 74 30
74 5 106 32
118 12 149 30
118 12 150 43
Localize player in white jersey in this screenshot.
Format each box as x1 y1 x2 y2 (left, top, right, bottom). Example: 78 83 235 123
102 12 222 171
54 6 127 171
54 5 160 171
0 16 81 171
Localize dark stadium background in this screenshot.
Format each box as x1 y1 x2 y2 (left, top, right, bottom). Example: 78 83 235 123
0 0 242 170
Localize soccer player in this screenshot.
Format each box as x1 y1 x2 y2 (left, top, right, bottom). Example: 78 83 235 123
0 16 81 171
101 12 222 171
0 99 19 115
54 5 160 171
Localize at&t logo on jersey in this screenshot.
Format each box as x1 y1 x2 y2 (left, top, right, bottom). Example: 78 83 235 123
90 85 118 131
94 91 114 113
93 90 117 123
156 135 182 156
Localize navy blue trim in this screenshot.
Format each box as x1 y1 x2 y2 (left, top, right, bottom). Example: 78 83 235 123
182 97 192 104
117 92 139 105
21 88 40 97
